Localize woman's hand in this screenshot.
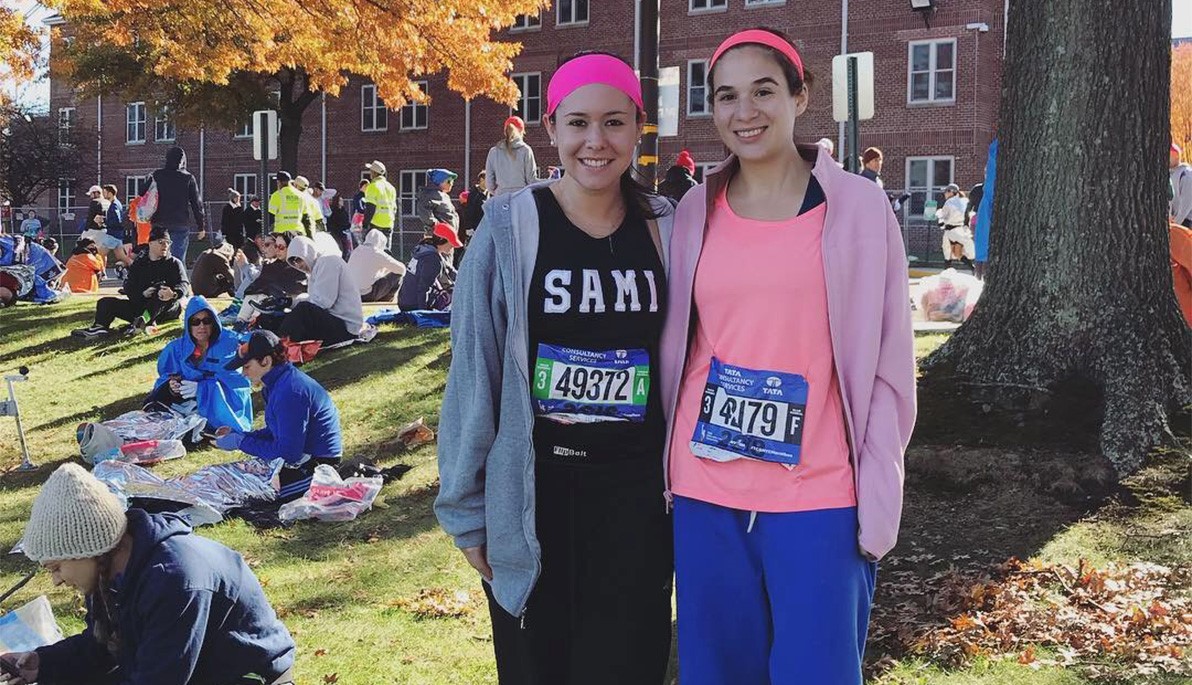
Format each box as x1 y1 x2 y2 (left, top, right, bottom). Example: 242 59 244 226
461 545 493 582
0 651 38 684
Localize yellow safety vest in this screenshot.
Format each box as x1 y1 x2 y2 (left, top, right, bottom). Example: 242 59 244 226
269 186 307 233
364 177 397 229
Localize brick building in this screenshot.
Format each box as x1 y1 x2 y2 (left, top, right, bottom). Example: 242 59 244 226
43 0 1007 260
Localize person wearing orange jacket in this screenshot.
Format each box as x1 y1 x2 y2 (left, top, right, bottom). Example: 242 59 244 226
62 238 106 293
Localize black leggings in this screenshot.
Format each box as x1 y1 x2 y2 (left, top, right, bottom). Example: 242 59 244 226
278 301 354 345
95 297 182 328
485 457 673 685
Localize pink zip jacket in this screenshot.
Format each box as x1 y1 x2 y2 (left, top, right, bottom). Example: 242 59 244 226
659 144 917 560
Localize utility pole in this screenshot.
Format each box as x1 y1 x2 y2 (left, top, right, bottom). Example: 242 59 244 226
637 0 660 188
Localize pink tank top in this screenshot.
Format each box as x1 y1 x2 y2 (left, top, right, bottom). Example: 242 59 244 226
667 188 856 513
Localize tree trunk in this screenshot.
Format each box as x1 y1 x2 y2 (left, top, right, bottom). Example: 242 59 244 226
920 0 1190 474
276 68 319 176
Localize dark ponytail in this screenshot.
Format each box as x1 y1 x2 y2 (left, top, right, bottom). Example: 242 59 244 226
91 553 122 656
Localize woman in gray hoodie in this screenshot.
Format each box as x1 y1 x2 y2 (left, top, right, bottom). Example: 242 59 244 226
484 116 538 196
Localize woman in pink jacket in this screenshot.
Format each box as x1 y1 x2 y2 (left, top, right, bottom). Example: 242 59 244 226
659 29 917 684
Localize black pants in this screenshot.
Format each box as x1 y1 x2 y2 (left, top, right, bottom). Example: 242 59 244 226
278 301 354 345
95 297 182 328
362 273 403 303
143 381 184 409
485 457 673 685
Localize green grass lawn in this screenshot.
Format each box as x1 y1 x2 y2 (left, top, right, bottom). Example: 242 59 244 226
0 300 1187 684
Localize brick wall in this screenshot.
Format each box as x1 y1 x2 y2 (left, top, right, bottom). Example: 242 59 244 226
42 0 1006 223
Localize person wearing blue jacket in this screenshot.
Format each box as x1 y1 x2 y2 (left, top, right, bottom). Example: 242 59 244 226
145 296 253 432
1 463 296 685
216 330 343 501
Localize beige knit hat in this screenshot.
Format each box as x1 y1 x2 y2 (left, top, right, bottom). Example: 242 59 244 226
23 464 127 563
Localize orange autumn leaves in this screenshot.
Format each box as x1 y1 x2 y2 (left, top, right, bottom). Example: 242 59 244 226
1175 43 1192 155
42 0 551 108
0 5 41 105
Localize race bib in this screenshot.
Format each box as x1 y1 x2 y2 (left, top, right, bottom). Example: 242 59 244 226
690 357 808 465
532 344 650 423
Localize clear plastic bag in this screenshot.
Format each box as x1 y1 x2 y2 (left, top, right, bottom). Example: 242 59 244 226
278 465 383 523
93 439 187 466
919 268 984 323
0 596 65 653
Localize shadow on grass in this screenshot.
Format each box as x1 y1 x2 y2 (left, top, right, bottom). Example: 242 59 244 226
30 392 145 434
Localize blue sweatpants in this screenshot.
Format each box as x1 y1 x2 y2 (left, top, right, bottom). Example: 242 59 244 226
673 497 877 685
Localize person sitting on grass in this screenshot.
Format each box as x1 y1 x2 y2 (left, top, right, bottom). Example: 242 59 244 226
277 234 363 346
216 330 343 502
0 463 296 685
145 296 253 433
0 234 65 305
62 238 106 293
397 222 460 312
347 228 406 303
72 227 190 339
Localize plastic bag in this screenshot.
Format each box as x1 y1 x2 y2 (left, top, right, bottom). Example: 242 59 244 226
919 268 984 323
93 439 187 466
136 178 158 223
279 465 382 523
397 418 435 450
0 596 64 652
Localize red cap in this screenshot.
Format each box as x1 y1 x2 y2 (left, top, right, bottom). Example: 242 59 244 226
434 222 463 248
504 116 526 133
676 150 696 174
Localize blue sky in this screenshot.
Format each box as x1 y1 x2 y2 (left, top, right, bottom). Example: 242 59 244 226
7 1 1192 110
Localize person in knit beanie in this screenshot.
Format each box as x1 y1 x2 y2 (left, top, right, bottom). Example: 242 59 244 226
658 149 699 204
1 464 296 685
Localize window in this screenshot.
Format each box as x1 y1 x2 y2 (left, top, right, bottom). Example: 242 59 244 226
689 0 727 11
400 82 428 131
124 176 150 204
744 0 785 5
687 60 709 116
126 102 146 143
908 39 956 104
399 169 427 217
57 179 75 215
154 108 175 142
361 84 388 132
233 173 258 199
905 156 954 217
57 107 75 145
556 0 588 26
511 73 542 124
694 162 718 184
511 13 541 31
235 121 253 138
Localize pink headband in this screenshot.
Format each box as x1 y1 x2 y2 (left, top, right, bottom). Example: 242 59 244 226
546 54 644 117
709 29 804 80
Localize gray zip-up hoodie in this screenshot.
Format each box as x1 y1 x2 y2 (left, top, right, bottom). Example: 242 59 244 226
484 140 538 196
435 181 674 617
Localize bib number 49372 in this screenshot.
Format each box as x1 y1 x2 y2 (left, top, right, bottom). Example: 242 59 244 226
532 344 650 423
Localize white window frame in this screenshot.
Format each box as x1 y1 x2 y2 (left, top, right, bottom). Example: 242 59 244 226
125 175 150 205
234 121 253 139
233 173 258 200
57 107 75 145
694 162 718 184
689 0 728 13
58 179 75 216
154 108 176 142
126 102 146 144
399 82 429 131
904 155 955 216
510 13 541 32
687 60 711 117
361 84 389 132
907 39 957 105
556 0 589 26
399 169 427 217
511 72 542 125
744 0 786 5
